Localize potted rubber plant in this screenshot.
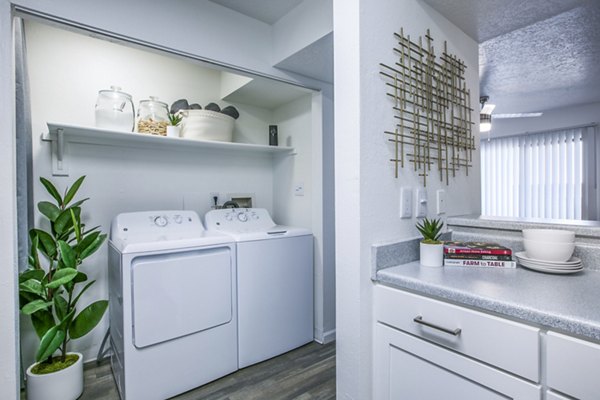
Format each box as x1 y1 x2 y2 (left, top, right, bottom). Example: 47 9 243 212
19 176 108 400
416 217 444 267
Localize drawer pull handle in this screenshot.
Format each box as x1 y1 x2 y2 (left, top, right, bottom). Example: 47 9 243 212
413 316 461 336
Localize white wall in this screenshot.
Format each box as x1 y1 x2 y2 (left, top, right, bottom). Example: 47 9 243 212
334 0 480 398
489 102 600 139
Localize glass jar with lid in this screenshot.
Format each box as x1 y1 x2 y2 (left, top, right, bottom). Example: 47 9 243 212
137 96 169 136
94 86 135 131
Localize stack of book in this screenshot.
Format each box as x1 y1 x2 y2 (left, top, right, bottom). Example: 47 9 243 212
443 241 516 268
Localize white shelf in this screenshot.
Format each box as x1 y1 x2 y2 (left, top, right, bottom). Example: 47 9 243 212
42 123 295 176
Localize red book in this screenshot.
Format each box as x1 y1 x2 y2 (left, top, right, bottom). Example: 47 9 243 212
444 241 512 256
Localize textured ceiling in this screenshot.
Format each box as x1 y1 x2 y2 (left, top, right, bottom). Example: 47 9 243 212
208 0 303 25
480 2 600 114
422 0 588 42
424 0 600 114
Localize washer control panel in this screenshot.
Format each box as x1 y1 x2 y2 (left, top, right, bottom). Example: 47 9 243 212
205 208 275 232
111 210 203 242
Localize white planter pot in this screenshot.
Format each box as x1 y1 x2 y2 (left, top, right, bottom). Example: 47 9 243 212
26 352 83 400
420 242 444 267
166 125 181 138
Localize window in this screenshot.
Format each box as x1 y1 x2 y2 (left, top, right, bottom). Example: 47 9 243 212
481 126 598 220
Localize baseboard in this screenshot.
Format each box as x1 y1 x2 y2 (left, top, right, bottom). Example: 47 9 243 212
314 328 336 344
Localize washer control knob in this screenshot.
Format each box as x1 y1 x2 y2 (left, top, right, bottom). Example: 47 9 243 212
154 216 168 227
237 212 248 222
225 214 233 221
173 215 183 224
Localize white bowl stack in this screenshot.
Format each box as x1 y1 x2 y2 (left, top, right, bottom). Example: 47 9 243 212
517 229 582 274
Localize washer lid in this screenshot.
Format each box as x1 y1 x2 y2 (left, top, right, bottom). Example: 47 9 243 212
204 208 311 241
109 210 233 253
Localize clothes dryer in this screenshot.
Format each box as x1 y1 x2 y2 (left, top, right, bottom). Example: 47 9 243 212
205 208 313 368
108 210 236 399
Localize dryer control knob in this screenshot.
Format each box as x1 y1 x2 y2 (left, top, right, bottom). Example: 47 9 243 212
173 215 183 224
154 216 168 227
237 213 248 222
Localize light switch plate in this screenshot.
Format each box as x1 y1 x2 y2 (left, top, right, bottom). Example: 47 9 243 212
400 187 412 218
294 182 305 196
436 189 446 215
416 189 427 218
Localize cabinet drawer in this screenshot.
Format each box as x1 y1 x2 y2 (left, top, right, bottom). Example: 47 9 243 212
546 331 600 400
375 285 540 382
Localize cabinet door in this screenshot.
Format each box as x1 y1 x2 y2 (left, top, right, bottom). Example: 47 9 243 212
374 323 541 400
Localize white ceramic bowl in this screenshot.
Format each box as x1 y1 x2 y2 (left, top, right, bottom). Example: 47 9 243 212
523 239 575 262
522 229 575 243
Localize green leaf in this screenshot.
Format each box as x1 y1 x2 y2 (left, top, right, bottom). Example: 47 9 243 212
45 268 78 289
69 198 89 209
21 300 53 315
73 272 88 284
80 233 107 260
36 326 65 362
19 269 45 283
39 177 63 206
69 300 108 339
57 240 76 269
71 280 95 307
54 295 69 321
19 279 44 296
54 207 80 236
31 310 55 339
37 201 61 222
63 176 85 206
71 209 81 244
75 231 100 255
33 229 57 259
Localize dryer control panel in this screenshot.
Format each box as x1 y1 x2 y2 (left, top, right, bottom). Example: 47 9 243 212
110 210 204 243
205 208 276 232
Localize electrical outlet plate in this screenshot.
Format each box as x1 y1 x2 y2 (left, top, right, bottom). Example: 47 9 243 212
400 187 412 218
416 189 427 218
294 182 304 196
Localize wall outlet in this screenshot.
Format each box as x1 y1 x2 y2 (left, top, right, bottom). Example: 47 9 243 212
436 189 446 215
400 187 412 218
294 182 305 196
416 189 427 218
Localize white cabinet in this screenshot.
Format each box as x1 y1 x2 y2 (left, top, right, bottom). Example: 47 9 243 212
374 284 600 399
375 285 540 381
546 331 600 400
374 323 541 400
546 391 574 400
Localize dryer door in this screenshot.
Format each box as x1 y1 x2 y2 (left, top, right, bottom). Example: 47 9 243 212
131 247 232 348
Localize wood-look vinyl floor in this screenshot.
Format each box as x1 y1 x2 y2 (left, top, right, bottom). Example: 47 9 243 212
77 341 335 400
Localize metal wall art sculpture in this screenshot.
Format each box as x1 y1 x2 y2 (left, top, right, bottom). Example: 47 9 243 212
380 28 475 186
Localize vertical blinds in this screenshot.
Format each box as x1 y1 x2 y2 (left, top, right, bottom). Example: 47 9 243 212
481 128 585 220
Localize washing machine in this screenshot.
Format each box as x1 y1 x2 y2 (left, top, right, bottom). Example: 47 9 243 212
204 208 313 368
108 210 237 400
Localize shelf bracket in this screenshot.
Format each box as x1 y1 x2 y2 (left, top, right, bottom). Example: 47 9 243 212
42 128 70 176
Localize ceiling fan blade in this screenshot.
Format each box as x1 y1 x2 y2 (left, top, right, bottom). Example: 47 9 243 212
493 112 543 119
481 103 496 114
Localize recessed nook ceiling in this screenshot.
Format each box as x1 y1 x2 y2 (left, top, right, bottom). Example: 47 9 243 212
208 0 303 25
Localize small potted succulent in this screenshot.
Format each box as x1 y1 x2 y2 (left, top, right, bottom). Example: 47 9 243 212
416 217 444 267
19 176 107 400
166 112 183 138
